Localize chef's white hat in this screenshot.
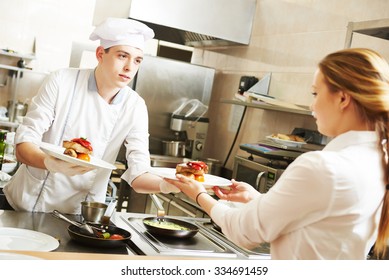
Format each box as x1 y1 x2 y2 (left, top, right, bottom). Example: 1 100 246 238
89 18 154 51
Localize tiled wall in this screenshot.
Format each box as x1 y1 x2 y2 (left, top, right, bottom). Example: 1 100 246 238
195 0 389 169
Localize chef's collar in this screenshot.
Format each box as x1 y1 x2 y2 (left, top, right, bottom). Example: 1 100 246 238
88 71 125 104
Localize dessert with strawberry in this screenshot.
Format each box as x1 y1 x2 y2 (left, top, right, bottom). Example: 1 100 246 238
176 161 208 182
63 137 93 162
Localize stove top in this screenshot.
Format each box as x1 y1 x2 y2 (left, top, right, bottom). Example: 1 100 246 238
119 215 270 259
198 221 271 259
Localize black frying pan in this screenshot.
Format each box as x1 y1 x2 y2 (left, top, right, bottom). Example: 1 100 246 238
142 217 199 239
67 224 131 248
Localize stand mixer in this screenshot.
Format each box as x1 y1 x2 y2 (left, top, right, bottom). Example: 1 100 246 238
168 99 209 159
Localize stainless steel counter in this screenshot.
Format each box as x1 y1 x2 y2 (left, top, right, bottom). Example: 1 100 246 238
111 212 271 259
0 210 137 255
0 210 270 259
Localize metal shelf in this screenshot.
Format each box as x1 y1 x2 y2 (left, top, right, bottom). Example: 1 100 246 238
220 98 312 116
0 49 36 60
0 120 19 129
345 18 389 48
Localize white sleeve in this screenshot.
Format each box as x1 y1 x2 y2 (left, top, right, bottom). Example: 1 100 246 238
120 97 151 184
15 71 60 145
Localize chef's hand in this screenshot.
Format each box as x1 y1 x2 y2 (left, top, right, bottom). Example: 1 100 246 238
212 179 260 203
159 180 180 194
164 174 207 202
44 156 93 176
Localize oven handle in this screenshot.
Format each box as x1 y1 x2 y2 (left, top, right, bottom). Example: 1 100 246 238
255 171 266 191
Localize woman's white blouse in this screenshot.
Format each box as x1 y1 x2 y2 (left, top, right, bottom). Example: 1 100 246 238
211 131 385 259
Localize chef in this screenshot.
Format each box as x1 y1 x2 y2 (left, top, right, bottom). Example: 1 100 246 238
1 18 179 213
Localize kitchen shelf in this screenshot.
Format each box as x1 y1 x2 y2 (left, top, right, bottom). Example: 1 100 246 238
345 18 389 48
220 98 312 116
0 120 19 129
0 49 36 60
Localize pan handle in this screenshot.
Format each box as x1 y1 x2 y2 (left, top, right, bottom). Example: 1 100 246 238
52 210 82 227
149 194 165 218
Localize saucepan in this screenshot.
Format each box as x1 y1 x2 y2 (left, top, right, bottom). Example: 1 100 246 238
143 194 199 239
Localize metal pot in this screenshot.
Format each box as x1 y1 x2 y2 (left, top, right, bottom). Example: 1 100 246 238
162 140 186 157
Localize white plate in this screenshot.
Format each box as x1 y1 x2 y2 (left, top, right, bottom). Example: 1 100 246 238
40 142 116 170
266 135 306 148
149 167 232 189
0 252 43 260
0 227 59 252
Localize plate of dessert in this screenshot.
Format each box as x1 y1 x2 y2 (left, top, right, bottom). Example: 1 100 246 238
40 138 116 170
150 161 231 189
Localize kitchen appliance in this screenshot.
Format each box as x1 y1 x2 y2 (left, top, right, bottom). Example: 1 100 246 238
169 99 209 159
129 0 256 47
233 155 285 193
130 55 215 156
119 213 270 259
238 76 258 94
234 131 324 193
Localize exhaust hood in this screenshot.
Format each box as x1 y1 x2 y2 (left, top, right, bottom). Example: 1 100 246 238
129 0 256 47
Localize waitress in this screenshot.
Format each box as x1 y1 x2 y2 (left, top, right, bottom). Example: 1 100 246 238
166 48 389 259
1 18 179 213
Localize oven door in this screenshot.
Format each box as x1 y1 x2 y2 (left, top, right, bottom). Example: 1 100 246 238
232 155 283 193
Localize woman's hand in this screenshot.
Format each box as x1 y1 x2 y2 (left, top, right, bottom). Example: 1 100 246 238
213 179 259 203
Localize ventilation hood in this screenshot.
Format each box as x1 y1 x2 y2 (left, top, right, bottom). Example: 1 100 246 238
129 0 256 47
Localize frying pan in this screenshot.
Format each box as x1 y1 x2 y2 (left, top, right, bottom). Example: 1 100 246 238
143 194 199 238
68 224 131 248
142 217 199 238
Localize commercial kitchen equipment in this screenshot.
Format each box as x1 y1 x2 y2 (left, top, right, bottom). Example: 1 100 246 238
0 210 270 259
169 99 209 159
117 212 270 259
234 130 325 193
128 0 256 47
130 55 215 156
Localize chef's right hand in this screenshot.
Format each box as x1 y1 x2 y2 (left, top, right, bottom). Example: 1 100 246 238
44 156 93 176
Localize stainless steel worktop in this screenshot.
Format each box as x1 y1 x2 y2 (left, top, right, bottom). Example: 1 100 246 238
0 210 137 255
0 210 270 259
112 212 271 259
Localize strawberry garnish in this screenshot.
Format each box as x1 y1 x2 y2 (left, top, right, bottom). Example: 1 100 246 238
187 161 206 170
71 137 93 151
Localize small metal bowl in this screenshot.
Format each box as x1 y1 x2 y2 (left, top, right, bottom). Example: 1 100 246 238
81 201 107 223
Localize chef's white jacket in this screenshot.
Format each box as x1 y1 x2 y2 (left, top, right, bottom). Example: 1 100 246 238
212 131 385 259
4 68 150 213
